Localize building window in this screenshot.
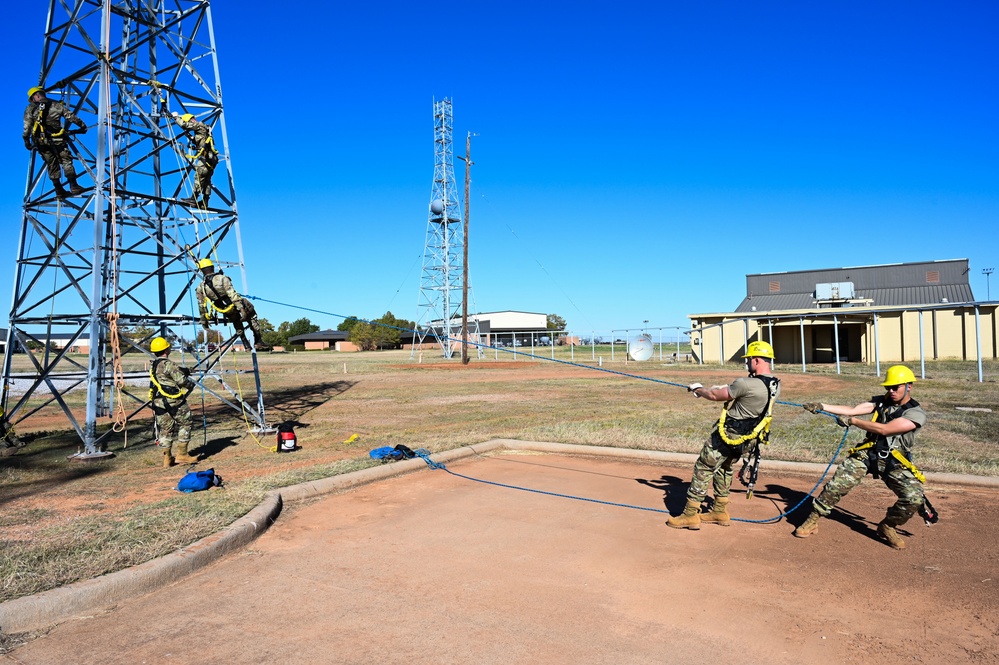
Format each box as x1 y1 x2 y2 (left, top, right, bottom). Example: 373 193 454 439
769 281 780 293
926 271 940 283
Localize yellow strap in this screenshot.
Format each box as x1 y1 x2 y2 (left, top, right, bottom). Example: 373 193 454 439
716 412 772 447
847 441 874 456
891 449 926 483
846 442 925 483
149 367 185 399
204 295 235 314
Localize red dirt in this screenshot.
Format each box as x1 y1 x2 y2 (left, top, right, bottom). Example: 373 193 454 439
6 453 997 665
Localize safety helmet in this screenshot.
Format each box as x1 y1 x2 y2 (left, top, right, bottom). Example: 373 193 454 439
27 86 44 100
150 337 171 353
197 258 214 270
881 365 916 386
742 340 775 360
179 113 194 123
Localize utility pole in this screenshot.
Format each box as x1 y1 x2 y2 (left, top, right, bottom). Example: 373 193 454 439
984 268 994 300
457 132 476 365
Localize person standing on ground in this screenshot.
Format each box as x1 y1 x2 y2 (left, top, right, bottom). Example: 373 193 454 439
172 111 218 208
23 87 88 199
195 258 270 351
795 365 927 550
149 337 198 467
667 340 780 530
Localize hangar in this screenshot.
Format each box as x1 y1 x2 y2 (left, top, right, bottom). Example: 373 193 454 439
688 259 997 371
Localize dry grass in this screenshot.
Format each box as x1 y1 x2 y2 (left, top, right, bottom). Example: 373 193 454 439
1 349 997 603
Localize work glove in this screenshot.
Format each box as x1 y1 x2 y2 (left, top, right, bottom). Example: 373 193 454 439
687 382 703 397
836 415 853 428
76 122 87 133
180 367 191 377
23 137 32 151
802 402 822 414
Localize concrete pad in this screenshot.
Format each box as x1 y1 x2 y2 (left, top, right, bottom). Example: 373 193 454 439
4 445 998 664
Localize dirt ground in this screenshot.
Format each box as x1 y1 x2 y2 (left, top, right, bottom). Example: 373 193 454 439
4 451 997 665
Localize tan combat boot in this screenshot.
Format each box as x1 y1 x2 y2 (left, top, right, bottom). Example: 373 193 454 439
793 511 821 538
667 498 702 530
699 496 731 526
173 444 198 465
163 451 175 467
877 522 906 550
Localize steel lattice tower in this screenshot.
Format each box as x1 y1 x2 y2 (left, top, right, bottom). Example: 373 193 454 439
413 99 482 359
1 0 268 458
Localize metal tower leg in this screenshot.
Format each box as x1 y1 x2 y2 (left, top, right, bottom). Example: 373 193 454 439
1 0 268 459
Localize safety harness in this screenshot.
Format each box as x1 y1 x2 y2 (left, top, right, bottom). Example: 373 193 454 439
202 272 235 315
31 101 67 144
148 357 188 414
846 397 926 483
714 375 780 499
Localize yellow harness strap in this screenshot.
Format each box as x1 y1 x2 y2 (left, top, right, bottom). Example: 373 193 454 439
717 411 772 447
149 364 185 399
847 413 926 483
716 377 779 447
203 295 235 314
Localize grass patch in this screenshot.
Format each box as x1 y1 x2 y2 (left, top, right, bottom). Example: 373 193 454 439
1 350 997 604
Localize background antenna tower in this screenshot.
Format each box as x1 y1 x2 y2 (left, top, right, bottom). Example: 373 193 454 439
413 99 482 359
1 0 268 458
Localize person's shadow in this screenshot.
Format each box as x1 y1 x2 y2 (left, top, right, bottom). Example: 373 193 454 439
635 475 692 515
192 435 241 460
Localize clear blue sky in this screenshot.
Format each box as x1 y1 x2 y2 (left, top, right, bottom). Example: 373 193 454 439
2 1 997 336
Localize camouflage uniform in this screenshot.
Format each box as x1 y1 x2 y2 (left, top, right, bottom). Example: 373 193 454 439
150 355 195 460
23 95 86 190
686 374 780 501
175 115 218 201
811 396 927 527
196 270 263 345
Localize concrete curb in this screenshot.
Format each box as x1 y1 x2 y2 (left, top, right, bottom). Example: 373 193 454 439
2 439 997 634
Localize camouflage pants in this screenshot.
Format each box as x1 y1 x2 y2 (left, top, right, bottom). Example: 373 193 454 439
37 142 78 182
192 155 217 196
229 299 262 342
685 433 744 501
154 398 192 457
812 453 925 527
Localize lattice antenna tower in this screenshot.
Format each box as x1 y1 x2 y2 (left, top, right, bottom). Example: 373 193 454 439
413 99 482 358
1 0 268 458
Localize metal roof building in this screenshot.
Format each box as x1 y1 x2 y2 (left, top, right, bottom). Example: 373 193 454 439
688 259 997 373
736 260 974 312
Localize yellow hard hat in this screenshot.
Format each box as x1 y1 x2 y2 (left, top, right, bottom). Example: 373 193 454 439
881 365 916 386
179 113 194 123
27 86 44 99
150 337 171 353
197 258 214 270
742 340 775 360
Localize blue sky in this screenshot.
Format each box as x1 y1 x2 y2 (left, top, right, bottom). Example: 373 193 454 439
2 1 997 337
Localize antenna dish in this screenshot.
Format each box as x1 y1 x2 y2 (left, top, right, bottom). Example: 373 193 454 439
629 336 654 362
430 199 444 215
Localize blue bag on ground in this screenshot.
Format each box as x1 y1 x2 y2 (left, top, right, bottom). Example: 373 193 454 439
176 468 223 492
369 444 417 461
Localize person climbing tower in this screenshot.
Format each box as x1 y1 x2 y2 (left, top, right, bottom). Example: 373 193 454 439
23 87 88 199
195 258 270 351
172 111 218 208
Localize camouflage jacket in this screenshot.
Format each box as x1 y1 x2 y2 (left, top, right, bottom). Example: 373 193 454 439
150 356 194 401
23 99 85 145
196 271 242 322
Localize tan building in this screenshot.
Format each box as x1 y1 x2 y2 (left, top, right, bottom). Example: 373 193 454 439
689 259 998 366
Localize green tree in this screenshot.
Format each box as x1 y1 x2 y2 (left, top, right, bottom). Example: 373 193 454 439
337 316 361 333
547 314 567 331
259 318 285 348
348 321 378 351
287 317 319 338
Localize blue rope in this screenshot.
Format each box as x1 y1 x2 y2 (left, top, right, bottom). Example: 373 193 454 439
249 294 853 523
